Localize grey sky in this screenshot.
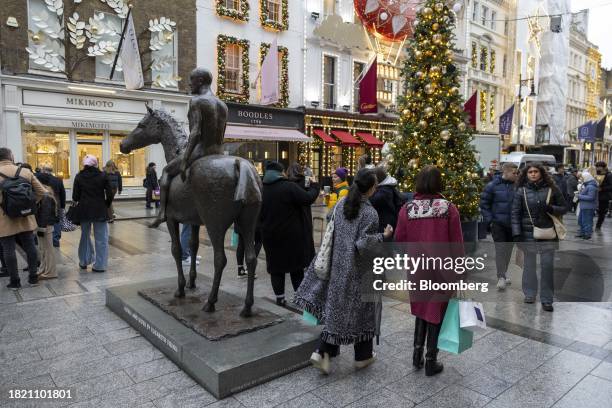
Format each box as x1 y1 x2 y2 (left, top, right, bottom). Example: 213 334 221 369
571 0 612 68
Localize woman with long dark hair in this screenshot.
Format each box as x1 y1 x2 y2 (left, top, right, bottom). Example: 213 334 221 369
295 168 393 374
144 162 160 209
511 162 567 312
394 165 463 377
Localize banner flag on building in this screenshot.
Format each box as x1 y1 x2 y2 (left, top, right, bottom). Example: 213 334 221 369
463 91 478 128
578 121 595 141
595 116 606 140
260 38 279 105
115 9 144 90
359 57 378 114
498 105 514 135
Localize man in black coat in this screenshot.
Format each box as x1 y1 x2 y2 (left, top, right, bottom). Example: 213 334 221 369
595 161 612 231
552 164 569 209
370 166 404 233
36 166 66 247
480 163 518 290
260 161 319 306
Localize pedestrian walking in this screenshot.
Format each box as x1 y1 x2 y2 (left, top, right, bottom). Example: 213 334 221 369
0 148 46 289
35 166 65 247
479 162 518 290
595 161 612 231
394 165 464 376
35 183 59 280
324 167 350 210
369 166 404 232
576 171 598 240
72 155 114 272
144 162 160 209
566 168 579 212
180 224 201 266
553 164 570 207
511 162 567 312
295 168 393 374
104 160 122 222
261 161 320 306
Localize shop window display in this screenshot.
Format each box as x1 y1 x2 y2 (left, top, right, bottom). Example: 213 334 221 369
111 135 146 187
23 129 70 180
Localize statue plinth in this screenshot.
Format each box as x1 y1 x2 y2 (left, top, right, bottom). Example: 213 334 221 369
106 275 319 398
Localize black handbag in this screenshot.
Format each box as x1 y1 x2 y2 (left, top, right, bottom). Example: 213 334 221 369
65 202 81 226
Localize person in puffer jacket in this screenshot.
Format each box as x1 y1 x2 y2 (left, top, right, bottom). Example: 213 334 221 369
511 162 567 312
576 171 598 240
480 162 518 290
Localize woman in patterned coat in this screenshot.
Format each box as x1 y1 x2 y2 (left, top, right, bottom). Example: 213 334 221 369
394 165 464 377
294 168 394 375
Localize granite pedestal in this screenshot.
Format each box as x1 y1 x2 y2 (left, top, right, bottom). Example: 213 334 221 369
106 275 320 398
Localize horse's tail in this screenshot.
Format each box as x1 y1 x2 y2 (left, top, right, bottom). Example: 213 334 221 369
234 159 263 204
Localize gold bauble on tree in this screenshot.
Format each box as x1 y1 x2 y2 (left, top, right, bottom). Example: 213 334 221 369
436 100 445 110
424 84 435 94
450 86 459 94
432 22 440 31
415 50 423 58
432 34 442 44
415 71 424 78
419 120 428 128
430 65 441 74
445 49 454 58
458 122 467 131
422 7 433 17
440 130 451 140
424 106 434 117
434 3 444 12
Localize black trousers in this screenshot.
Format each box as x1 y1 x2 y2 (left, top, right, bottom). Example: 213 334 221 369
596 200 610 229
270 269 304 297
317 337 373 361
0 232 38 284
490 223 514 279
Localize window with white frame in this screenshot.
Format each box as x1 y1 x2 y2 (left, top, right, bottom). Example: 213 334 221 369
225 44 242 93
481 6 488 25
94 12 124 81
491 11 496 30
472 1 479 21
353 61 365 111
151 30 178 88
27 0 65 73
224 0 239 10
266 0 282 24
323 55 336 109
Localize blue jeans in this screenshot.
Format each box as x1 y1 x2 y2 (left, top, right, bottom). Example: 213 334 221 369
79 221 109 270
180 224 191 260
578 208 595 237
53 222 61 245
522 250 555 303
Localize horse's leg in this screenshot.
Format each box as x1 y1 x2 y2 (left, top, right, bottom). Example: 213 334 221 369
186 225 200 289
238 207 259 318
167 218 186 298
202 225 227 312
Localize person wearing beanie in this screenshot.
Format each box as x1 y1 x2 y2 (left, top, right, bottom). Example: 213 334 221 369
260 161 320 306
324 167 350 210
576 170 598 240
72 155 114 272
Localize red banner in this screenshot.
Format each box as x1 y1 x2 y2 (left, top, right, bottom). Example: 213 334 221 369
359 57 378 114
463 91 478 128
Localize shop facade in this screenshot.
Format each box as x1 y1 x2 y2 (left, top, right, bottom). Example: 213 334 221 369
302 109 396 184
222 102 310 174
0 76 190 197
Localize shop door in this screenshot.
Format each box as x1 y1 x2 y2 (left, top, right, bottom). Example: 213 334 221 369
77 142 103 169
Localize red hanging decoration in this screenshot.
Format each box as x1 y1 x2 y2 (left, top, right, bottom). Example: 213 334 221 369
354 0 419 42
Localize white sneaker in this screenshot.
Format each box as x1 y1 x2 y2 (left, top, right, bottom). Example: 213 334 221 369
496 277 507 291
505 276 511 285
196 255 202 261
354 353 377 369
182 258 200 266
310 352 330 375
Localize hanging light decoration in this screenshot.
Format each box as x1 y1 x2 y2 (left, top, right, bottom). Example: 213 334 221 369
353 0 420 42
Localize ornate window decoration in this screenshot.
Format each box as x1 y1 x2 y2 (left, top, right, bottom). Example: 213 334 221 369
217 35 250 103
471 42 478 69
489 93 495 124
216 0 250 22
480 46 488 71
149 19 180 88
490 49 496 74
260 42 289 108
260 0 288 31
480 90 487 123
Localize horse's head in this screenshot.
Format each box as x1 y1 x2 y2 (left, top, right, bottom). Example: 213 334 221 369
120 105 164 154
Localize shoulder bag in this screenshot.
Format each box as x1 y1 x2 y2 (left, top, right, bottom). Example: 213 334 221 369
314 205 337 280
523 188 561 240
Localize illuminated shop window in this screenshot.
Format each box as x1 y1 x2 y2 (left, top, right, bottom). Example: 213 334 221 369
111 134 146 187
23 129 70 182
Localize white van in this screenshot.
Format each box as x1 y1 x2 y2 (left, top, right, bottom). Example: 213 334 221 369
500 152 557 171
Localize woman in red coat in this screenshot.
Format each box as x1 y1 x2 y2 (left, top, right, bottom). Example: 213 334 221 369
394 166 464 376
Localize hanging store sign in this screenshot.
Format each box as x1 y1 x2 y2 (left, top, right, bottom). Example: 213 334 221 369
227 102 303 129
22 90 146 114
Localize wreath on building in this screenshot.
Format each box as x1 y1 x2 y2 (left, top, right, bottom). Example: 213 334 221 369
216 0 250 22
260 42 289 107
217 35 250 103
260 0 289 31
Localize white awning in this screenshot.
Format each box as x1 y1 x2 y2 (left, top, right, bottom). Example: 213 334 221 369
225 125 312 142
22 112 139 132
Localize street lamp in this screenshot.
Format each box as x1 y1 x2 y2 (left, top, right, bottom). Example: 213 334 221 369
516 73 537 151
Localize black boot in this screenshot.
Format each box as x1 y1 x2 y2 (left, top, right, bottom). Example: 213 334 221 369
425 322 444 376
412 318 426 369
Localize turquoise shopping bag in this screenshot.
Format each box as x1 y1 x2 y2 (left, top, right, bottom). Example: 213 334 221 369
302 310 319 326
230 229 239 247
438 298 474 354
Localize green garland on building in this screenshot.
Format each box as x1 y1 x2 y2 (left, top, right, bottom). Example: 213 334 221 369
216 0 250 22
217 35 250 103
260 0 288 31
259 42 289 108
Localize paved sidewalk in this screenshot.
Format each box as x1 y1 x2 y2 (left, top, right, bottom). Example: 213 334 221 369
0 215 611 407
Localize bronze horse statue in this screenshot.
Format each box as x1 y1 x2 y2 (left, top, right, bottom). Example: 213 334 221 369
120 107 263 317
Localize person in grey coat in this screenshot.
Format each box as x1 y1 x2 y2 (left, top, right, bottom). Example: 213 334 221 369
294 169 394 375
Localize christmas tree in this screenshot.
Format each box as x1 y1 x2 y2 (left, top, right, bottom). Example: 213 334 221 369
389 0 482 220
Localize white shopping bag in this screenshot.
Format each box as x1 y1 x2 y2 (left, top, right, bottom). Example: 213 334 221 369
459 300 487 332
